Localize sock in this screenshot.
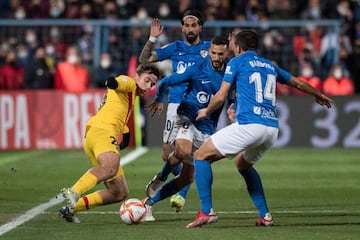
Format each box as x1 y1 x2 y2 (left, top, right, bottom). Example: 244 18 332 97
74 191 103 212
151 179 180 203
194 160 213 214
72 172 98 195
239 167 269 218
171 163 182 176
178 184 190 199
158 160 173 181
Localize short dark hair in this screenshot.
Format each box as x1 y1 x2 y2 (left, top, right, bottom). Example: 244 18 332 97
181 9 204 26
136 64 161 80
211 35 229 46
235 30 258 51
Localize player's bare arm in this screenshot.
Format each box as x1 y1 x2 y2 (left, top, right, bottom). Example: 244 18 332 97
289 76 333 108
138 18 164 64
227 103 236 123
145 101 164 116
196 81 231 120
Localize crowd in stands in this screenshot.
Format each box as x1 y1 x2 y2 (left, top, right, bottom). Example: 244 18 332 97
0 0 359 95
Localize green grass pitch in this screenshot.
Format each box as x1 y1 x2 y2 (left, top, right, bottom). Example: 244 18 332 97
0 148 359 240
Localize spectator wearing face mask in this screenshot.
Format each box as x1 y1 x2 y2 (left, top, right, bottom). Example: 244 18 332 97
90 53 117 88
54 46 89 92
293 64 322 95
322 65 354 96
0 50 25 89
23 47 53 89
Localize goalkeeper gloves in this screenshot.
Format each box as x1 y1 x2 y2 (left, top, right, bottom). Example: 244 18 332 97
105 76 118 89
119 132 130 150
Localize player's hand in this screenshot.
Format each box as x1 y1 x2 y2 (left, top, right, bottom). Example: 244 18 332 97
196 108 208 121
315 94 333 108
150 18 164 38
145 101 163 116
227 103 236 123
119 132 130 150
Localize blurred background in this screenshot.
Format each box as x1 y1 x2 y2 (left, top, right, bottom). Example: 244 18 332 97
0 0 359 150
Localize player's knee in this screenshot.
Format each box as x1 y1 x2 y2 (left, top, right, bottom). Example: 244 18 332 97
105 167 118 179
193 149 204 160
174 147 191 161
113 189 128 202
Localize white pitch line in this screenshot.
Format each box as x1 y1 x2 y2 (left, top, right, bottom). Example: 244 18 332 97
0 147 148 236
41 209 360 215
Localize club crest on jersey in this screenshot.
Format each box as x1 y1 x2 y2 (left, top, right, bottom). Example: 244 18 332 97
120 76 129 82
197 91 210 104
200 50 208 58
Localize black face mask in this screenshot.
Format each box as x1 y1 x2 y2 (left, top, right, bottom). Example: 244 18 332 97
37 58 46 65
8 60 16 66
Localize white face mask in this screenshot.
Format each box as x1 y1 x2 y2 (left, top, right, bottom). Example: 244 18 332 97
159 6 170 17
50 27 60 38
26 34 36 44
46 45 55 55
302 68 313 77
15 10 26 19
67 55 78 64
116 0 127 7
18 50 28 59
137 10 148 20
263 36 273 47
333 69 342 79
100 59 111 68
50 7 62 18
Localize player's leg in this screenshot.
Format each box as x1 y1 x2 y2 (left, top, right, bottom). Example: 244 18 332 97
187 123 241 228
234 124 278 226
144 162 193 221
162 103 181 178
145 105 179 197
60 127 121 223
75 167 128 211
186 138 222 228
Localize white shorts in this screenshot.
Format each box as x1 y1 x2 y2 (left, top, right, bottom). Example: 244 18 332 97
163 103 180 143
173 115 211 164
211 123 278 164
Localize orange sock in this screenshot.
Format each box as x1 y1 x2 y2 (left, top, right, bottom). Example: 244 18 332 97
74 192 103 212
72 172 98 196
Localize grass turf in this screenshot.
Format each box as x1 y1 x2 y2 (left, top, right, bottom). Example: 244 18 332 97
0 148 359 240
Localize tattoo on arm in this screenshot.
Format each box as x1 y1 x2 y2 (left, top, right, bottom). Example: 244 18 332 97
139 41 158 64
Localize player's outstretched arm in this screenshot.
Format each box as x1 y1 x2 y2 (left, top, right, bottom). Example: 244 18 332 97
138 18 164 64
289 76 333 108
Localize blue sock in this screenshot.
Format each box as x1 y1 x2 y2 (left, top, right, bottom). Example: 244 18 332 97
171 163 182 176
239 167 269 218
158 160 173 181
194 160 213 214
178 184 190 199
150 179 180 203
171 163 190 198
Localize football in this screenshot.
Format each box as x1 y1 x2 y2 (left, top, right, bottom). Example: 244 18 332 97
119 198 147 224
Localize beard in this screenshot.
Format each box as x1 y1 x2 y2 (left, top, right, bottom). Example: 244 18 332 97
185 32 198 44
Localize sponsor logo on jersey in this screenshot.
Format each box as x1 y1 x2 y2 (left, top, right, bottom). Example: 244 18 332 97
176 61 195 74
201 80 211 84
225 66 232 74
197 91 210 104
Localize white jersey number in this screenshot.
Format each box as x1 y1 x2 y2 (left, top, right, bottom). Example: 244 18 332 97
249 72 276 106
